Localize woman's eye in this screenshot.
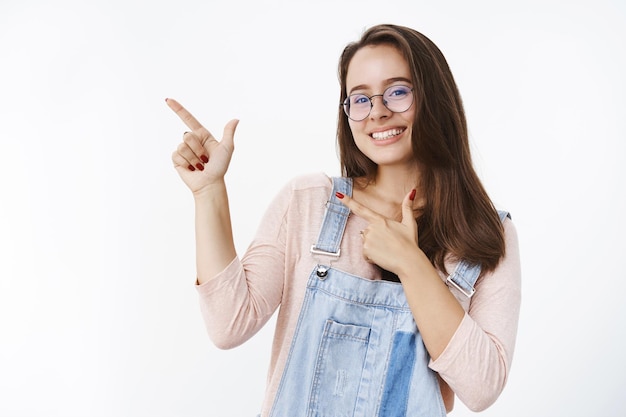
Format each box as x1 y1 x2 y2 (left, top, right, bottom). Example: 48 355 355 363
388 87 410 97
352 95 369 105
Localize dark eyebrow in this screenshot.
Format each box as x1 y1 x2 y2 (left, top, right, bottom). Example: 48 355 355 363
348 77 413 95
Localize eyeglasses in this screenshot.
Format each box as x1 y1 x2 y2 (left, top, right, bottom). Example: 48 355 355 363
342 85 414 121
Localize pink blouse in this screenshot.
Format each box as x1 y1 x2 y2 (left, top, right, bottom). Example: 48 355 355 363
196 172 521 415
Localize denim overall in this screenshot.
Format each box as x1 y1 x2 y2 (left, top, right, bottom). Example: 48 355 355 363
268 177 509 417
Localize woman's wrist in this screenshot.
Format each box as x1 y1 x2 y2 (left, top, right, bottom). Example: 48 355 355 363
192 180 228 201
397 248 435 281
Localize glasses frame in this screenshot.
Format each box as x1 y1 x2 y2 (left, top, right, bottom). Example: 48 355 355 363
341 85 414 121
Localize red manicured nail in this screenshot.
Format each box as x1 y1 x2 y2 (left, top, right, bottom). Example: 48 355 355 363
165 98 169 102
201 155 209 163
188 165 195 171
196 163 204 171
335 192 345 199
409 189 416 201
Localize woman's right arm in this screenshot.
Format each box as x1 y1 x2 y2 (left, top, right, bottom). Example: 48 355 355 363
166 98 240 283
168 98 285 348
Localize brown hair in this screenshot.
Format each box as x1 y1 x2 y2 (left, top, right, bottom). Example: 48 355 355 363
337 24 505 273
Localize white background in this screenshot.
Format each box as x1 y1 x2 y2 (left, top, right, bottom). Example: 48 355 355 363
1 0 625 415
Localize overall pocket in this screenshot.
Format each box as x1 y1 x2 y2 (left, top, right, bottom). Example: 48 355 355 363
308 319 371 417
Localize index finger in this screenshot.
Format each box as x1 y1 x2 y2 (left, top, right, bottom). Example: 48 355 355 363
337 193 383 222
165 98 205 132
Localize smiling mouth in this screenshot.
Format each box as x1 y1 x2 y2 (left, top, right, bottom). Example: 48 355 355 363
371 128 405 140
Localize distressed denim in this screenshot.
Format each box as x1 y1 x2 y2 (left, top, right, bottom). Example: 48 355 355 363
270 266 447 417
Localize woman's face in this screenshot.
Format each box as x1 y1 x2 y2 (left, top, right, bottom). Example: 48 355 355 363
345 44 416 169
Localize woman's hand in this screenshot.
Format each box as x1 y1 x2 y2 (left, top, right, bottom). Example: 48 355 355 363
337 189 424 275
167 98 239 195
340 189 465 361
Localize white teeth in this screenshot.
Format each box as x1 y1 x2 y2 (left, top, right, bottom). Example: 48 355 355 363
371 128 404 140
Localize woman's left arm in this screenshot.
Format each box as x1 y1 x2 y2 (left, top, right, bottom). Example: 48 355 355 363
338 192 521 411
428 219 521 411
338 190 472 359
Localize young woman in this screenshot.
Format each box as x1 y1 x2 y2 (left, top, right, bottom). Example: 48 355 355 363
168 24 521 416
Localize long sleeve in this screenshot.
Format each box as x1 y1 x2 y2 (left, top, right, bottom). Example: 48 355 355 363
193 180 293 350
191 173 522 415
429 218 522 411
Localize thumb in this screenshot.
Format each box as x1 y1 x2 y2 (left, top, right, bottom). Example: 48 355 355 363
401 189 418 235
220 119 240 151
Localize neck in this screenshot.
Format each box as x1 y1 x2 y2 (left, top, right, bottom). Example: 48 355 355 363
354 164 423 220
373 164 422 201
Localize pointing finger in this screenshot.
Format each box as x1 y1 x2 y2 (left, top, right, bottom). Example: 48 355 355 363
335 192 382 222
165 98 206 132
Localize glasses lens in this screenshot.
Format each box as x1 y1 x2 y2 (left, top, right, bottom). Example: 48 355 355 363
343 86 413 121
383 85 413 113
344 94 370 121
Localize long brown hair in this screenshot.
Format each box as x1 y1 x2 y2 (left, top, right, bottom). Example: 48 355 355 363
337 24 505 273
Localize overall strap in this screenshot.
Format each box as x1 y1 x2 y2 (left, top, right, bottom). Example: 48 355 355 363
446 210 511 298
310 177 352 257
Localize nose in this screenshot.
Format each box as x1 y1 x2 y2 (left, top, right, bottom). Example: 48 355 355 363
369 95 391 119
